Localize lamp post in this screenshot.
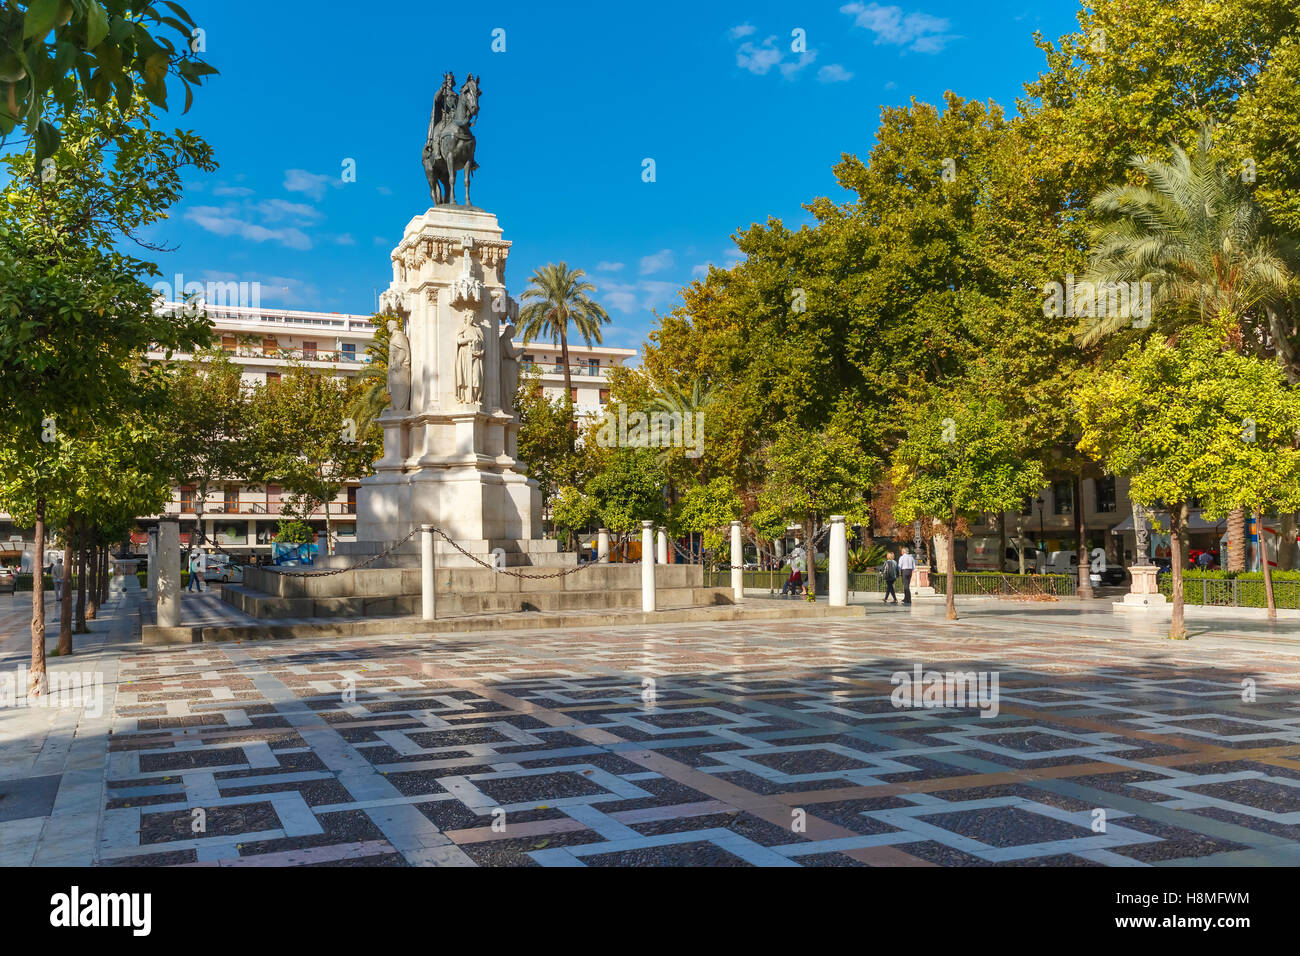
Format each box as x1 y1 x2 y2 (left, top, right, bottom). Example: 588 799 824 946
1036 495 1046 552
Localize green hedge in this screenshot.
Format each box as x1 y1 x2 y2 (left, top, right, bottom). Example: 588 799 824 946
1160 570 1300 609
931 572 1076 598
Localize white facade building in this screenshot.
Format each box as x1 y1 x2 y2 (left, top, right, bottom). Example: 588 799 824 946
0 303 634 559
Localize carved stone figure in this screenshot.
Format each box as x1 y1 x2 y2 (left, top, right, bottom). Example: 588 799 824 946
386 319 411 412
455 313 484 405
1132 501 1150 565
499 322 521 415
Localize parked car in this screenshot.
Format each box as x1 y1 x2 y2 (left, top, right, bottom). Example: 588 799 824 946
202 554 245 584
0 566 15 595
1097 566 1128 586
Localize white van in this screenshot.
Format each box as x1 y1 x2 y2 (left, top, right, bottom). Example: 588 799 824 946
967 538 1043 573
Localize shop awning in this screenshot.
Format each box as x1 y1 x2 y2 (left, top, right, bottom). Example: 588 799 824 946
1109 510 1226 534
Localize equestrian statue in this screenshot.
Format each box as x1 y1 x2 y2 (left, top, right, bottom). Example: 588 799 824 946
423 72 481 206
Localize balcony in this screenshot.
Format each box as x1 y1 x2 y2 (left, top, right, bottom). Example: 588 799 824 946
522 363 607 378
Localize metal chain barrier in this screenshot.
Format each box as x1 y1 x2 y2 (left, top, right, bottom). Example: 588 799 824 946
269 527 424 578
426 527 603 579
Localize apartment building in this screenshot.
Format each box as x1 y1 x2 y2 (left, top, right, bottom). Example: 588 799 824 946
0 303 634 560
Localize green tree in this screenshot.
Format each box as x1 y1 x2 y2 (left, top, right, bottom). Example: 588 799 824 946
1080 126 1295 570
549 484 599 553
891 391 1046 621
1077 331 1300 637
348 312 398 436
161 347 252 549
1 1 216 158
250 369 379 556
673 475 741 553
754 419 877 598
517 262 610 435
585 448 665 559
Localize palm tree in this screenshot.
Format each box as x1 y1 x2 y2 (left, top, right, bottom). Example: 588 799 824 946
348 313 395 436
517 263 610 438
1080 125 1295 571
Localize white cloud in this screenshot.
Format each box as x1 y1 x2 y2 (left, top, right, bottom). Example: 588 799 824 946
335 234 357 246
780 51 818 79
691 263 710 278
283 168 341 200
596 261 625 272
639 249 674 275
594 279 683 315
736 36 784 76
729 23 757 39
183 199 317 250
840 2 956 53
818 63 855 83
737 33 819 80
213 184 254 197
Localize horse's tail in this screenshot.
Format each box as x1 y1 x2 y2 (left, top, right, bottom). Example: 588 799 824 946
470 160 480 172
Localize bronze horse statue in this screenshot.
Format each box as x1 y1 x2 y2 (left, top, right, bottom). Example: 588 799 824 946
423 75 480 206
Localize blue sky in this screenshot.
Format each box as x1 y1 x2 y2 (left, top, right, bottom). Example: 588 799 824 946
144 0 1083 352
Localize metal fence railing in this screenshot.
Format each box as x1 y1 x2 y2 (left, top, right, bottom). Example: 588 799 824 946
705 568 827 594
1159 577 1300 609
930 572 1077 598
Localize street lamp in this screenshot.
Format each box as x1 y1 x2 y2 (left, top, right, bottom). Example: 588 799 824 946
1036 495 1046 552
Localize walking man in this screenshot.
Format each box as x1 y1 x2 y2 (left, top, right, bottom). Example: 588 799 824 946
52 555 64 602
898 546 917 605
882 552 899 604
187 549 205 592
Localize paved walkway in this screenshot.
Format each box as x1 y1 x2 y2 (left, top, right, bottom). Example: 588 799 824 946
4 591 1300 866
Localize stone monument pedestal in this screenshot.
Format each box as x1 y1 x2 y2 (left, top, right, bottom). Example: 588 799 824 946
348 204 562 568
1113 564 1167 613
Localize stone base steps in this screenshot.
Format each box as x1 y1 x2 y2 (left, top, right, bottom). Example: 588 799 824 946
141 600 866 645
220 583 731 620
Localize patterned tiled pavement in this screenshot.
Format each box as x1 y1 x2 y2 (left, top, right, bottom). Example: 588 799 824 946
6 593 1300 866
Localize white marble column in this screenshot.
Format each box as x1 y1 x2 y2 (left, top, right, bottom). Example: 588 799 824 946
829 515 848 607
146 528 159 600
157 519 181 628
641 520 656 613
597 529 610 564
730 521 744 602
656 528 669 565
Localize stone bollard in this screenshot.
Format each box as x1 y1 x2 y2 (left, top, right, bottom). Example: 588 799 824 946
641 520 656 613
157 518 181 628
421 525 436 621
657 527 669 565
147 527 159 600
829 515 848 607
597 528 610 564
730 520 744 602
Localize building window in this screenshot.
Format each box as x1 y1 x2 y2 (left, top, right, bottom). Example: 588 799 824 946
1052 480 1073 515
221 335 237 352
266 372 280 384
224 486 240 513
347 487 357 514
180 486 195 513
588 358 600 375
302 340 318 360
599 389 610 405
262 337 278 356
341 342 356 361
267 484 282 514
1095 476 1117 513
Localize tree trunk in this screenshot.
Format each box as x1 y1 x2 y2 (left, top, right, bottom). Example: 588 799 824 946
324 498 333 557
945 514 957 621
560 325 575 443
86 538 99 621
99 545 109 605
805 514 817 598
1259 508 1277 620
1074 475 1094 599
29 499 47 697
58 520 73 656
75 531 87 633
1226 507 1246 572
1169 502 1188 640
998 512 1007 574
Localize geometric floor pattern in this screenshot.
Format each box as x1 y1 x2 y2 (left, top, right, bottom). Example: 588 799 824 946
89 612 1300 866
